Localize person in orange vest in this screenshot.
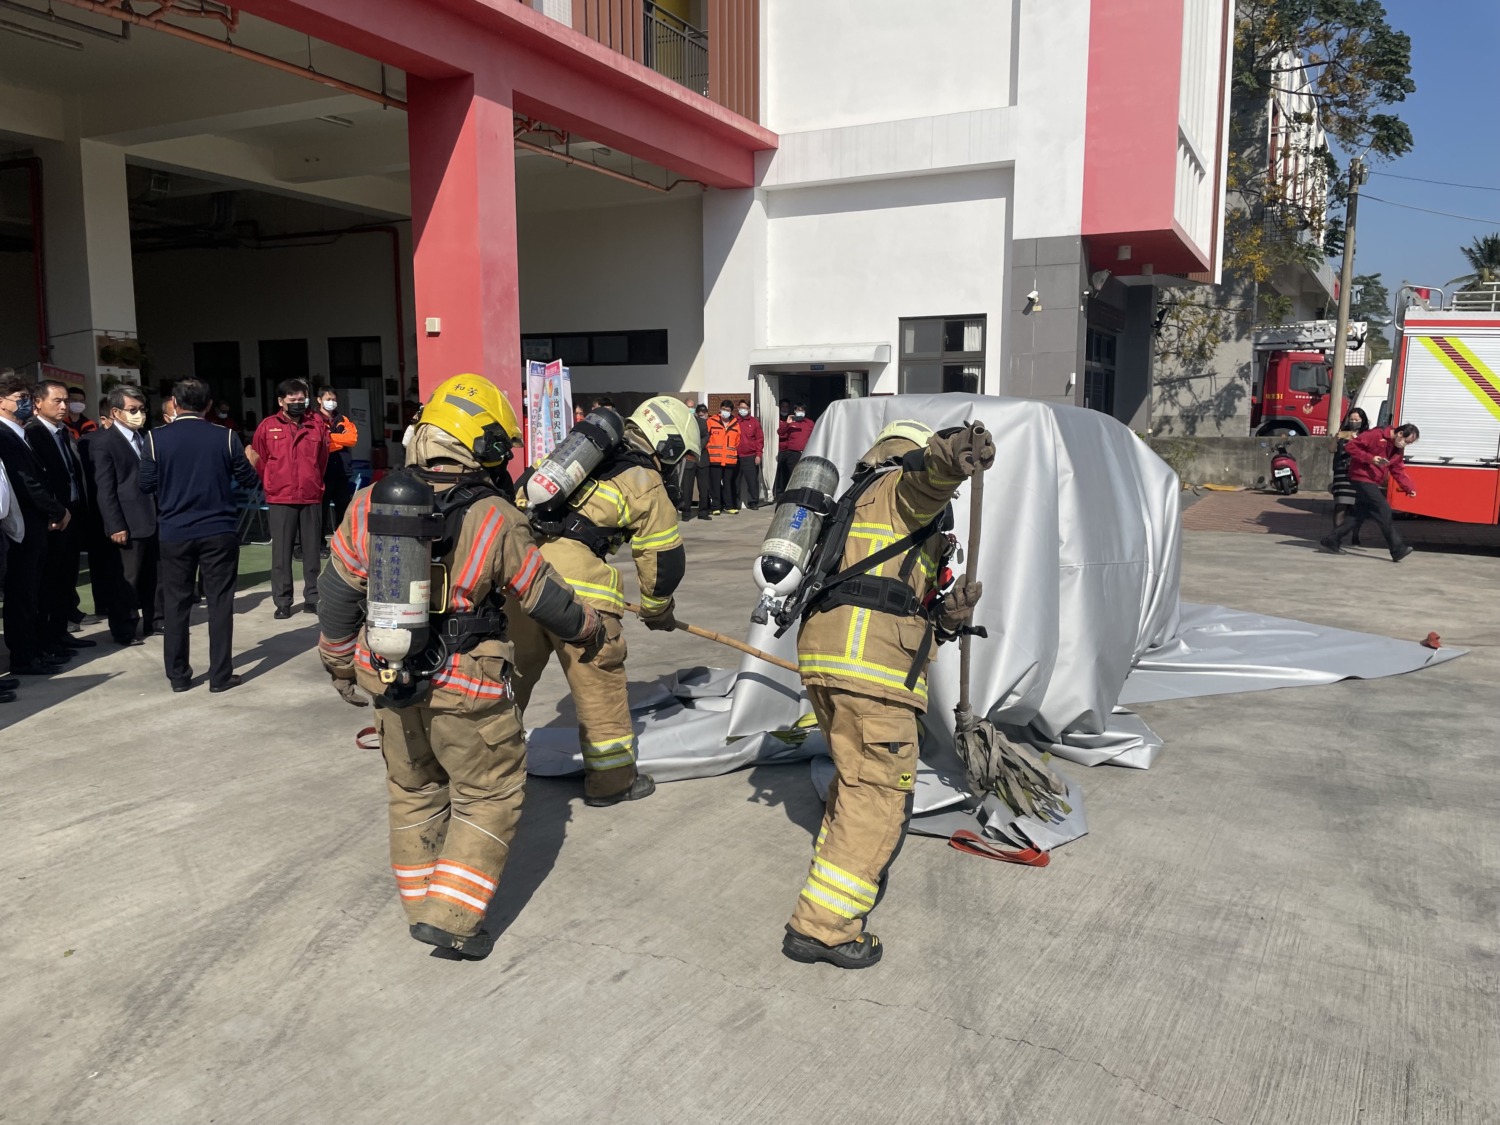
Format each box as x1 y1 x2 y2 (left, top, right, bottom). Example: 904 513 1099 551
706 401 741 514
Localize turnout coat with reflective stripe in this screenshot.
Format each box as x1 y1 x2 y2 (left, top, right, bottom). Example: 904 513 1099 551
326 481 571 708
796 445 965 711
536 462 683 615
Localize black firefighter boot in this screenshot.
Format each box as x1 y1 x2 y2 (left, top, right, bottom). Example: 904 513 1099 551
409 923 496 961
782 927 884 969
584 772 657 808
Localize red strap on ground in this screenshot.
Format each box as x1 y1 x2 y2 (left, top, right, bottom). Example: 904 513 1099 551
1421 632 1441 649
356 726 381 750
948 830 1050 866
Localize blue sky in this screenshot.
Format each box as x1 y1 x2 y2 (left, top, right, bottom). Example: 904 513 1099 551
1350 0 1500 298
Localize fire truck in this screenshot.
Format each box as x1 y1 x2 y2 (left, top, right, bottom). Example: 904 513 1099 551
1388 284 1500 524
1249 320 1363 436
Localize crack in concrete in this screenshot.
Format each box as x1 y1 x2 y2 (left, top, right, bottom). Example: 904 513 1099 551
514 931 1230 1125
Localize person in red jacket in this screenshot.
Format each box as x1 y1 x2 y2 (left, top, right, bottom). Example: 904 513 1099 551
733 399 765 510
249 378 330 617
1321 422 1419 562
775 402 815 500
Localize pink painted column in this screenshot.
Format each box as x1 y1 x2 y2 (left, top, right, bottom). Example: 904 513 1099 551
407 72 522 408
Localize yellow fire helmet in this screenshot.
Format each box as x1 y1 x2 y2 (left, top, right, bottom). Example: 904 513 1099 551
418 373 521 467
628 395 701 464
872 420 935 448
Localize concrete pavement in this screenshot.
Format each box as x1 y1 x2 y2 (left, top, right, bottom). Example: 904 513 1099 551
1 506 1495 1124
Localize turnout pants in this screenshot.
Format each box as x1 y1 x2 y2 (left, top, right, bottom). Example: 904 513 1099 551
378 698 527 938
1331 481 1405 557
788 684 918 946
508 610 639 800
269 502 322 610
159 531 239 688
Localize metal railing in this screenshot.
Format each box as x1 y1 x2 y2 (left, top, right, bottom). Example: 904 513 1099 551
642 1 708 97
1451 282 1500 313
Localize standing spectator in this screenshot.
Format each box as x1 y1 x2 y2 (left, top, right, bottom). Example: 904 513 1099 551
77 418 116 626
1321 423 1420 561
734 399 765 509
573 404 586 425
210 401 238 430
0 371 67 675
97 397 114 430
1329 407 1370 546
317 385 359 539
692 404 713 521
139 378 259 693
63 385 98 440
0 456 21 701
707 401 741 514
775 403 814 500
159 395 178 427
91 386 159 646
249 378 329 619
239 411 258 446
26 379 96 657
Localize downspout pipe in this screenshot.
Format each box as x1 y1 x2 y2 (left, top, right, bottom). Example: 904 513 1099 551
0 156 50 363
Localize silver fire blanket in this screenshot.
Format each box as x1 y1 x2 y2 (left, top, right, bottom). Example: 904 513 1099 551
526 396 1462 853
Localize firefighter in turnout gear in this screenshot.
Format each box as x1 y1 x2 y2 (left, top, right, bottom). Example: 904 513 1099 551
509 396 699 806
317 374 608 960
781 419 993 969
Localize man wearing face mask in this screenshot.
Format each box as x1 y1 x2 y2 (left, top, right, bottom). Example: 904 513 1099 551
64 386 98 440
248 378 330 619
26 379 96 659
0 370 68 675
89 386 159 646
316 385 359 540
775 403 814 501
706 401 741 514
209 402 238 431
733 399 765 510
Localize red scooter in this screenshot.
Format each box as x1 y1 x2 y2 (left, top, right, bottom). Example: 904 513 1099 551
1270 443 1300 494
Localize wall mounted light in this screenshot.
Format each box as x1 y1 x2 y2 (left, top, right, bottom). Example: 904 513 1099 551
1023 289 1041 315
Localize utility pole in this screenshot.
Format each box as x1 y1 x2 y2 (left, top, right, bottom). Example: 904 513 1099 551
1328 156 1367 437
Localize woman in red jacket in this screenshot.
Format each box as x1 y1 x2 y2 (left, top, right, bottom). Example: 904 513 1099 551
775 403 814 500
1320 423 1419 562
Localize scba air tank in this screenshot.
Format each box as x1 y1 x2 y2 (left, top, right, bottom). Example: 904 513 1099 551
365 471 436 677
753 455 840 596
525 408 626 510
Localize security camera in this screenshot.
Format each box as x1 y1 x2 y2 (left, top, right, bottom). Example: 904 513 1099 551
1026 289 1040 303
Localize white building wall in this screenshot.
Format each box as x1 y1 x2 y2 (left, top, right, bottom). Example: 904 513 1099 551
762 0 1016 134
762 170 1011 394
518 194 704 396
1010 0 1090 242
132 228 414 425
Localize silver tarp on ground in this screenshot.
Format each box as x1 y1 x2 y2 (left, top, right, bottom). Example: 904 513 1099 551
526 396 1462 852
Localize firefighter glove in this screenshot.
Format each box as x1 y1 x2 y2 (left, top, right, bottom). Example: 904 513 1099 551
930 422 996 479
331 675 369 707
578 610 621 664
641 600 678 632
938 575 983 633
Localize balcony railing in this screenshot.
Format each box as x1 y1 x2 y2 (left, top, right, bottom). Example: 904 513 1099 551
642 1 708 97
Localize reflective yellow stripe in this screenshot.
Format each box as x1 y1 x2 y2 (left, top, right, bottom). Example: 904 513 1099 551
799 879 864 920
638 592 671 611
812 858 877 905
798 656 928 699
593 482 629 524
633 526 681 551
582 735 635 770
816 825 828 851
564 575 625 609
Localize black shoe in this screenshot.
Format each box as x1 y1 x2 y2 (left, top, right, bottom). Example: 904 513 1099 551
170 679 193 693
209 674 242 694
1349 537 1362 548
698 514 713 521
63 637 98 649
115 636 145 647
1392 545 1414 563
9 662 58 676
584 774 657 808
0 676 18 690
41 649 72 664
274 606 293 620
0 690 15 704
782 929 883 969
409 922 495 960
302 602 318 614
1318 536 1343 555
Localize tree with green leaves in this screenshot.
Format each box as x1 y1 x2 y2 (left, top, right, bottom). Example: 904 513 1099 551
1156 1 1413 361
1349 272 1391 362
1456 234 1500 289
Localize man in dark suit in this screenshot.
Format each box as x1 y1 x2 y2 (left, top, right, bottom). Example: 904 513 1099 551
0 371 68 675
139 377 260 693
25 378 96 658
90 386 158 646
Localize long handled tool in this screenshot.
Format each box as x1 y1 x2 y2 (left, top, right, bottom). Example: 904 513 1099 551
623 602 800 673
951 432 1071 839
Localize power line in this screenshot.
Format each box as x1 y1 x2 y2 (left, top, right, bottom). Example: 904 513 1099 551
1369 170 1500 193
1361 194 1500 227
